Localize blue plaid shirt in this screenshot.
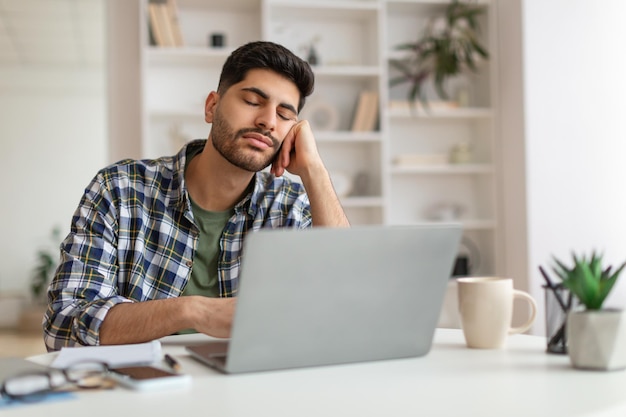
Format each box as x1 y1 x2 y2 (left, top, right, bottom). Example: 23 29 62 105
44 139 312 351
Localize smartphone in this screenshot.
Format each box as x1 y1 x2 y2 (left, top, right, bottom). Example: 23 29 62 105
110 366 192 391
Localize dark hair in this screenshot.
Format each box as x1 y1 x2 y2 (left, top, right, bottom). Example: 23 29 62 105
217 41 314 113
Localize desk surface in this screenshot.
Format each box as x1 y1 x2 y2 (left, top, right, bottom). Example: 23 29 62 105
4 329 626 417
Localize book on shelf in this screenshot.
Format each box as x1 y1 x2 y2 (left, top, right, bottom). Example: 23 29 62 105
351 91 369 131
147 18 157 46
148 0 184 47
165 0 184 47
363 91 379 131
157 1 176 47
351 91 379 132
148 2 167 47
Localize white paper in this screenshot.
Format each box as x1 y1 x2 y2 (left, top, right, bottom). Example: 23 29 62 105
50 340 162 369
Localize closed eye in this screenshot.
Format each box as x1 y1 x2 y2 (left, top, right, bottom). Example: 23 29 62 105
278 112 293 121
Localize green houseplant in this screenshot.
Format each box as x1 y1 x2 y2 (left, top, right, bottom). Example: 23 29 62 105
552 252 626 370
389 0 489 110
30 226 62 304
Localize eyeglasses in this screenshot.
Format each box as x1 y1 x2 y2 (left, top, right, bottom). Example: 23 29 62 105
1 361 114 402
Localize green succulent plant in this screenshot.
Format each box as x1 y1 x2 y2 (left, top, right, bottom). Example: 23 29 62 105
552 252 626 311
389 0 489 109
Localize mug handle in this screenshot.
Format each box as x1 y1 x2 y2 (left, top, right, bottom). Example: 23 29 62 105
508 290 537 335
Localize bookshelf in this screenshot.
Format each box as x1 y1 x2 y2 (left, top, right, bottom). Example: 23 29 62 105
137 0 501 276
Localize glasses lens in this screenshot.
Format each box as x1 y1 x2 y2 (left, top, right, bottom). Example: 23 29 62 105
64 362 109 388
3 373 51 398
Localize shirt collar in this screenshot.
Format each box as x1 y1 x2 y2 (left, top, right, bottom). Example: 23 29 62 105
234 172 265 217
171 139 207 216
171 139 265 219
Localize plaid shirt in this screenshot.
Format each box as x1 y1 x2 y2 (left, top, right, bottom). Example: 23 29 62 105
44 139 312 351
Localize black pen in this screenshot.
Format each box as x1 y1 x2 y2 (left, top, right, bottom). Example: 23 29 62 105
164 354 181 372
538 266 568 312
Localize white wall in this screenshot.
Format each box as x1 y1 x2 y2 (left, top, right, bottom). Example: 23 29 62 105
0 68 106 295
522 0 626 332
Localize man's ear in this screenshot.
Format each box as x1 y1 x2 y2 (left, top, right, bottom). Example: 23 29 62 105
204 91 219 123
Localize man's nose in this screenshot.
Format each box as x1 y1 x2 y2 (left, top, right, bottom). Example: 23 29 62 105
255 106 276 131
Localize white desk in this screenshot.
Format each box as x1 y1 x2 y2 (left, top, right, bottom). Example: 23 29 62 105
5 329 626 417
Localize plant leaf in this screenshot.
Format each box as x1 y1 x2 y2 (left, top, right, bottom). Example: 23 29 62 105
554 252 626 310
388 0 488 107
598 261 626 306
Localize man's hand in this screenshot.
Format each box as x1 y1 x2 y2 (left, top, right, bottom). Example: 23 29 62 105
188 296 237 338
99 296 237 345
270 120 323 179
269 119 350 228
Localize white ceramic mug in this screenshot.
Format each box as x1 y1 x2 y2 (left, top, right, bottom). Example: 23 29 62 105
457 277 537 349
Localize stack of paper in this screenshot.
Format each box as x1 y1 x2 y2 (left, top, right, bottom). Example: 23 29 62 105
51 340 162 369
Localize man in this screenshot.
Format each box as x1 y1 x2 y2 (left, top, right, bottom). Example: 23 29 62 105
44 41 349 351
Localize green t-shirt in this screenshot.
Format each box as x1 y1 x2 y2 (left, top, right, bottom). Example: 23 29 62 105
183 200 233 298
178 147 233 334
178 201 232 334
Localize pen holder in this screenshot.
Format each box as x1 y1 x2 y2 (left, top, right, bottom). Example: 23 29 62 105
543 284 577 354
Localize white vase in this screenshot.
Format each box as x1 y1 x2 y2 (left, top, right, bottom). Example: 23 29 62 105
566 309 626 371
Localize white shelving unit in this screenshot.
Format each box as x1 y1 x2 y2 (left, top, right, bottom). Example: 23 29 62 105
138 0 500 276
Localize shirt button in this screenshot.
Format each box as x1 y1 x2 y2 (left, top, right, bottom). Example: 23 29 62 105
186 261 193 268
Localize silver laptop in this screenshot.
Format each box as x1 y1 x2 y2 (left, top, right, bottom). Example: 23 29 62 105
185 224 461 374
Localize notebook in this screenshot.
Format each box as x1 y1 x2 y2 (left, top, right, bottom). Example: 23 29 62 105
51 340 162 369
186 224 462 374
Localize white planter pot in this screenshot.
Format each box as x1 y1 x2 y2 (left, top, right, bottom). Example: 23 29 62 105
567 309 626 371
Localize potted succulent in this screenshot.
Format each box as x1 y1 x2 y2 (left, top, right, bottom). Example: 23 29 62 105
552 252 626 371
389 0 489 110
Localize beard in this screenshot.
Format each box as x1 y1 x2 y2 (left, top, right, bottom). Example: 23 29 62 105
210 108 280 172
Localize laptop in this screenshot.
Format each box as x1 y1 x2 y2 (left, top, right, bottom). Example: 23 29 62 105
186 224 462 374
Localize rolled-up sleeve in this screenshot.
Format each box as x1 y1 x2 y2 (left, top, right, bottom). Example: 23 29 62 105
43 172 131 351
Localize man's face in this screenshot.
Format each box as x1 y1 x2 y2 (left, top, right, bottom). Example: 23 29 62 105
207 69 300 172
